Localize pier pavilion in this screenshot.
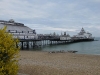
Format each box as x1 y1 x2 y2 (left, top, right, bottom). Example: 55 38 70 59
71 28 94 42
72 28 94 39
0 19 39 49
0 19 38 39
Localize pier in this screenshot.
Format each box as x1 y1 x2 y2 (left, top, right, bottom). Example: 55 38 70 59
16 34 94 50
9 31 94 50
0 19 94 50
17 27 94 49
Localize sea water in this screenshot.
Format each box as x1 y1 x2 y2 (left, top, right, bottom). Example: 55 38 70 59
34 37 100 55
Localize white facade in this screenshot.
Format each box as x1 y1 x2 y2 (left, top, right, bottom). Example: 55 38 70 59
0 19 38 40
74 28 93 39
60 33 71 40
60 37 67 40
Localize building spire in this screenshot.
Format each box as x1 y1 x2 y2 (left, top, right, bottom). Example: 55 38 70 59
80 27 85 33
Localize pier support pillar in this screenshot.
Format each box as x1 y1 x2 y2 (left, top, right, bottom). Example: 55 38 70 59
21 41 24 50
26 41 29 49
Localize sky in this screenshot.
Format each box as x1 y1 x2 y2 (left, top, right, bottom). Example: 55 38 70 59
0 0 100 37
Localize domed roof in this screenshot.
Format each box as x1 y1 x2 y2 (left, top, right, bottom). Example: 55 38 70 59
80 28 85 33
9 19 15 23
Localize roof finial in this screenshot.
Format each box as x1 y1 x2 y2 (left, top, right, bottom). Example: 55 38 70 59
81 27 85 33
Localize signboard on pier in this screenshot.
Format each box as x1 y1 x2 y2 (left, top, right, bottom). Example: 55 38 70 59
60 37 67 40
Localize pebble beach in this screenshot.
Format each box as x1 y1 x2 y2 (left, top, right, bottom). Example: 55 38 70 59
18 51 100 75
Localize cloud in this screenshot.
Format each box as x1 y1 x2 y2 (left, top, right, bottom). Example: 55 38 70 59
90 0 100 2
0 0 100 37
0 0 49 19
28 24 77 31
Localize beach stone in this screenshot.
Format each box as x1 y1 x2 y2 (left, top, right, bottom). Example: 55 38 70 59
18 73 29 75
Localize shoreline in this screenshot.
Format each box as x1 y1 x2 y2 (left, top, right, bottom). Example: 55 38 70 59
18 50 100 75
20 49 100 55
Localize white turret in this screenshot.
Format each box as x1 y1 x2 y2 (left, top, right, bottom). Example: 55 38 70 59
75 28 93 39
78 28 86 35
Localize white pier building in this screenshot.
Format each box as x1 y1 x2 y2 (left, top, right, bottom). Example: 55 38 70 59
73 28 93 39
0 19 38 40
60 32 71 40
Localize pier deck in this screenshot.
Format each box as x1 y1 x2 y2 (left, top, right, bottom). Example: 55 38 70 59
18 36 94 50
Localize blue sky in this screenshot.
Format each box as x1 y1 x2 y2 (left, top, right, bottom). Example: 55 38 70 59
0 0 100 37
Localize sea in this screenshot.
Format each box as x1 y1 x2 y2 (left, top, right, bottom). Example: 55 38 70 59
32 37 100 55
